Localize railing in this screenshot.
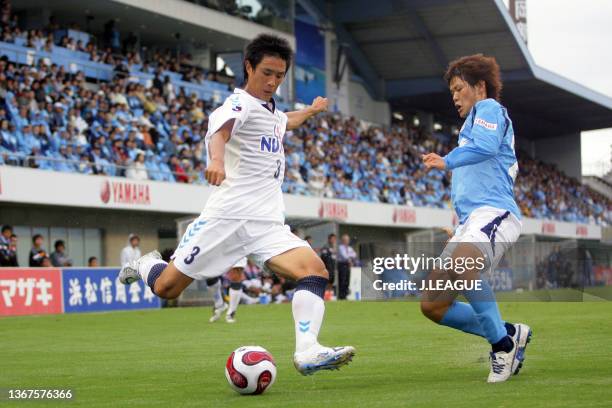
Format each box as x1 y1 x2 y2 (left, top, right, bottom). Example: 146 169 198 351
0 41 257 107
0 41 114 81
0 152 208 184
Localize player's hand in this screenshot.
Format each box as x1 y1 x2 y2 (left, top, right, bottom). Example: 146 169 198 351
309 97 328 115
422 153 446 171
205 159 225 186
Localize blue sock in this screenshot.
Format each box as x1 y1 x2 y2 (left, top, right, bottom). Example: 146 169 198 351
463 279 507 344
505 321 516 336
440 301 487 338
147 263 166 293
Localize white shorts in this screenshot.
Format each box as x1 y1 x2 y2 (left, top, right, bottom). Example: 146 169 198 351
442 206 521 271
172 217 310 280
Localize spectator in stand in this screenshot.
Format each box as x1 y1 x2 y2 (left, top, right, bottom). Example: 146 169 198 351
0 224 18 266
337 233 357 300
170 154 189 183
8 233 18 266
29 234 48 267
120 233 141 266
50 239 73 267
126 152 148 180
319 233 337 294
88 256 99 267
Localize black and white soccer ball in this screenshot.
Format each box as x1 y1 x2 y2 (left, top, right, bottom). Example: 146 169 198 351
225 346 277 395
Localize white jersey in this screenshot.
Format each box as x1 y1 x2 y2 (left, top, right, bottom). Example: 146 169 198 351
203 88 287 223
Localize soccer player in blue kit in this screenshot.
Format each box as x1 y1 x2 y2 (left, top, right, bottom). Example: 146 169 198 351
421 54 532 383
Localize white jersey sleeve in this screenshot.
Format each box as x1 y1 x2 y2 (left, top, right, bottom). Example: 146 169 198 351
205 93 249 152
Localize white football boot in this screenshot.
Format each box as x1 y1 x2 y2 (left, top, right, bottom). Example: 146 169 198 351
294 344 356 376
510 323 532 375
225 311 237 323
487 337 518 383
118 250 162 284
209 303 228 323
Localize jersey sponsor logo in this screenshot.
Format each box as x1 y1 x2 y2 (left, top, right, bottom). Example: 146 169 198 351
459 137 469 147
474 117 497 130
260 136 281 153
230 95 242 112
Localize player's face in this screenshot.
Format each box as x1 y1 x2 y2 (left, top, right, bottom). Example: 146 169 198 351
449 76 479 118
246 55 287 101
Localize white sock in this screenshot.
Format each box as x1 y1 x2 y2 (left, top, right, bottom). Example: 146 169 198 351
138 258 167 287
208 280 224 309
228 287 242 315
240 291 259 304
292 290 325 353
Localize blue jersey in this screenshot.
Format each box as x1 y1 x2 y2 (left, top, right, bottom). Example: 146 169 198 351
443 98 520 224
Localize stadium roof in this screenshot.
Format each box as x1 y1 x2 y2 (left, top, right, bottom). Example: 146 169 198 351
299 0 612 138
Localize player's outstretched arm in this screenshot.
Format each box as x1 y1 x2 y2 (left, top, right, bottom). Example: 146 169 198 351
286 96 328 130
205 120 233 186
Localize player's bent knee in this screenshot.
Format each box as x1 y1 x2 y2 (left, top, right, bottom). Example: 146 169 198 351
420 301 448 323
153 280 181 300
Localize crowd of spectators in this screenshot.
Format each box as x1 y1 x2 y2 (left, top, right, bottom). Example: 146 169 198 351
0 225 76 267
0 1 236 88
0 59 212 182
0 0 609 225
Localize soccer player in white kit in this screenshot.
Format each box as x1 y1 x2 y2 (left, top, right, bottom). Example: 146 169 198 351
208 258 249 323
119 34 355 375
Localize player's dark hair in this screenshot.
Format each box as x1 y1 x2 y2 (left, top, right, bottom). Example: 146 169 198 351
444 54 503 101
1 225 12 233
54 239 65 249
243 34 292 83
32 234 42 243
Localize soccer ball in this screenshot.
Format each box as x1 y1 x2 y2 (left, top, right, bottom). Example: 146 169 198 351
225 346 276 395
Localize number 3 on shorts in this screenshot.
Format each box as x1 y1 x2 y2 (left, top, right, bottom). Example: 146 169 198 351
184 246 201 264
274 159 281 178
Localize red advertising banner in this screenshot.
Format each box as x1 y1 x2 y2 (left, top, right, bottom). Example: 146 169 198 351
0 268 63 316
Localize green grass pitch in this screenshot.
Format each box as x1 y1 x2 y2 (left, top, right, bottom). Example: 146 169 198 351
1 301 612 407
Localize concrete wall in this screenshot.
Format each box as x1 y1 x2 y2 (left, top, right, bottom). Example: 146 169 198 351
338 224 416 254
533 132 582 179
325 31 390 126
1 203 179 266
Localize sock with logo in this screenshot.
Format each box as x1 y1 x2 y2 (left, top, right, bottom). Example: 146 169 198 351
292 276 327 353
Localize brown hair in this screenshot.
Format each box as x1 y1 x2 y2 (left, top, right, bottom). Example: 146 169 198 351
444 54 502 101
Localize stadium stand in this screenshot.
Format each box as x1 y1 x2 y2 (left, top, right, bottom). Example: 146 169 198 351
0 0 610 226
